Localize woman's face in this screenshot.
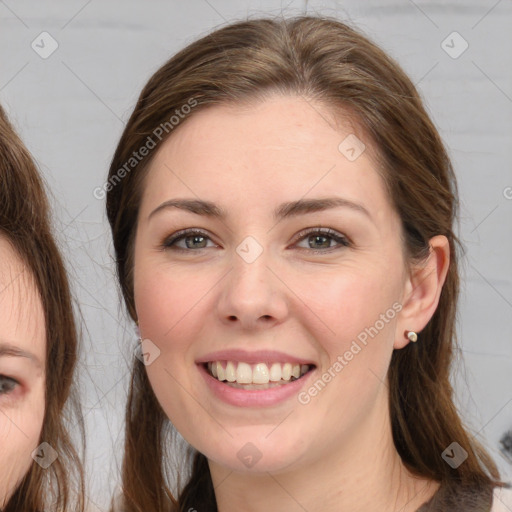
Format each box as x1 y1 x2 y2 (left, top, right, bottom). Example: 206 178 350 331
0 237 46 505
133 95 412 473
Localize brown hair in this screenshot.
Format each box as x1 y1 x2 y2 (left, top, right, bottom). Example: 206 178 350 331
106 16 502 511
0 105 85 511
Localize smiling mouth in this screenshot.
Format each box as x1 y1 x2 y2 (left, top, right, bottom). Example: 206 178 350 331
205 361 315 389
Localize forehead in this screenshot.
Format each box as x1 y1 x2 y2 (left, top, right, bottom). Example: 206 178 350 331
0 236 46 364
141 95 393 225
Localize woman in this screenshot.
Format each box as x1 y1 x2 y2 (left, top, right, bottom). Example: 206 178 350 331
0 105 85 511
106 17 511 511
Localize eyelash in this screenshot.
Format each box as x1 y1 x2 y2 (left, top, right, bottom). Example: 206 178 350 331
161 227 350 254
0 375 19 396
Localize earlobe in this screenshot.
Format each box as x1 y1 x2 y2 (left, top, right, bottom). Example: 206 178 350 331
394 235 450 349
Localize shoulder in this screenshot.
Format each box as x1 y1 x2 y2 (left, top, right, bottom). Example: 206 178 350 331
491 485 512 511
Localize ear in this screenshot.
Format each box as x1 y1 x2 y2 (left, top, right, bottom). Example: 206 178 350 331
394 235 450 349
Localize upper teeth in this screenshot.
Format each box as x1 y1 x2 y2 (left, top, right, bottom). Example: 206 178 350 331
207 361 310 384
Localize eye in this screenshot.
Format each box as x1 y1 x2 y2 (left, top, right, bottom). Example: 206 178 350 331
294 228 350 253
0 375 19 396
161 229 217 251
160 227 350 254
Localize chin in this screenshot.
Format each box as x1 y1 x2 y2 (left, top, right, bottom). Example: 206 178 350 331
196 428 308 474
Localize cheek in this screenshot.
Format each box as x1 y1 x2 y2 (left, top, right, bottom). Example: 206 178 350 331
288 261 402 428
0 389 45 503
134 264 204 352
291 265 402 429
292 262 401 353
134 264 206 422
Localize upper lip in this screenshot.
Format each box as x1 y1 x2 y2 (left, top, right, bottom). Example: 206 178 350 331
196 349 316 366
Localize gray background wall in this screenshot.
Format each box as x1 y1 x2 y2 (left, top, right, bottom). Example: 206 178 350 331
1 1 511 509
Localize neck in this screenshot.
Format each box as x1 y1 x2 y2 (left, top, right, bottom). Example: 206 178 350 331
209 386 439 512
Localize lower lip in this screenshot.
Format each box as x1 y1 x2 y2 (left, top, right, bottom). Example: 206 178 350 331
197 363 315 407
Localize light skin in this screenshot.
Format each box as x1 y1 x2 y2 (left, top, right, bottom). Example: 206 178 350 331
133 95 450 511
0 236 46 507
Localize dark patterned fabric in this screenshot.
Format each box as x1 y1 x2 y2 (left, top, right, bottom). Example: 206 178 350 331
417 483 494 512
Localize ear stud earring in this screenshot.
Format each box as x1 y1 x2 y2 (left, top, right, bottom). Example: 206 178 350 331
407 330 418 342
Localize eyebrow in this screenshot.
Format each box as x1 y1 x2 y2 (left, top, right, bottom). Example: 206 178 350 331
148 197 372 222
0 341 42 369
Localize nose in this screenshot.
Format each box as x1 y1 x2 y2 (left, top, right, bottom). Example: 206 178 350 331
216 248 289 330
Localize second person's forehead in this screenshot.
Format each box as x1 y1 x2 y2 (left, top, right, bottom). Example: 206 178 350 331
154 96 353 163
143 96 382 198
146 96 371 177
